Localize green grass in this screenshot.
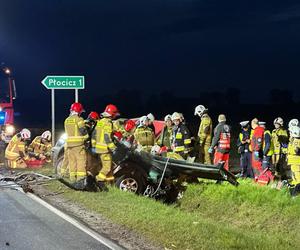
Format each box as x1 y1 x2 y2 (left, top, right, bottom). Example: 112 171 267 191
41 179 300 250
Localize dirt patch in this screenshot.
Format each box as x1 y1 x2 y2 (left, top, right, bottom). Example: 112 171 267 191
31 183 162 250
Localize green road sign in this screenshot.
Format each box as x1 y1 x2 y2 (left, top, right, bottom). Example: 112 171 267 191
41 75 85 89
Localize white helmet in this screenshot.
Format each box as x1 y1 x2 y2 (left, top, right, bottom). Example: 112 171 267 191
41 130 51 141
179 113 184 121
139 116 149 127
150 145 161 155
164 114 172 122
194 105 207 117
290 126 300 138
171 112 181 121
20 128 31 140
289 119 299 130
147 113 155 122
274 117 284 126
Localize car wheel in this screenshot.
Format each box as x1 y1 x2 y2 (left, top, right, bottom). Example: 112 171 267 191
55 155 69 178
115 172 145 194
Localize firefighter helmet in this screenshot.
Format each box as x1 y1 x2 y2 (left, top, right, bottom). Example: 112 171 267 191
41 130 51 141
113 131 123 141
274 117 284 126
139 116 149 127
171 112 181 121
124 119 136 132
218 114 226 122
20 128 31 140
289 119 299 130
88 111 100 120
70 102 84 113
164 114 172 122
290 126 300 138
102 104 119 118
194 105 207 117
147 113 155 122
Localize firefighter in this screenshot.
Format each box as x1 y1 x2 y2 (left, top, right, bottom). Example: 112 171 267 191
134 116 155 152
123 119 136 142
237 121 253 178
147 113 156 133
171 112 192 159
194 105 212 164
288 119 299 135
250 118 265 178
272 117 289 178
208 114 231 171
85 111 100 136
94 104 120 184
259 122 274 170
156 114 173 149
64 102 88 182
5 128 31 168
28 130 52 162
287 126 300 196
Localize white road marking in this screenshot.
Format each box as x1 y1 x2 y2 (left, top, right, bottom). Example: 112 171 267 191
26 192 124 250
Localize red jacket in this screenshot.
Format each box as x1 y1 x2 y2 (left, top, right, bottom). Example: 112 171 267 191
251 126 264 152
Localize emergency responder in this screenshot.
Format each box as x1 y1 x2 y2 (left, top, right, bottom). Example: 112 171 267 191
171 112 192 159
134 116 155 152
156 114 173 149
147 113 156 133
28 130 52 162
85 111 100 135
237 121 253 178
250 118 265 178
5 128 31 168
208 114 230 171
259 122 274 170
94 104 120 185
272 117 289 178
123 119 136 142
287 126 300 196
64 102 88 182
194 105 212 164
288 119 299 133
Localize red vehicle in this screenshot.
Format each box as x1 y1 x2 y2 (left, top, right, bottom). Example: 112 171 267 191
0 67 17 144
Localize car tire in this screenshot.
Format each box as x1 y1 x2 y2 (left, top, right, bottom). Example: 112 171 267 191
115 172 146 194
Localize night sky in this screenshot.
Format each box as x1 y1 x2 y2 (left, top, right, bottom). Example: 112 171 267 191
0 0 300 127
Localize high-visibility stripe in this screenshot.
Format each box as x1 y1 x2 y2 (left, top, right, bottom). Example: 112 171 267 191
184 139 191 144
76 171 86 177
174 146 185 152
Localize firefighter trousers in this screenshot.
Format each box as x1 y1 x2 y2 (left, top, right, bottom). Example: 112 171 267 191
214 152 229 171
199 143 212 164
291 165 300 185
252 152 263 178
67 145 87 182
96 153 114 182
7 157 27 169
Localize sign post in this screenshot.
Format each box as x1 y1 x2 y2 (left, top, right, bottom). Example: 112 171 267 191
41 75 85 146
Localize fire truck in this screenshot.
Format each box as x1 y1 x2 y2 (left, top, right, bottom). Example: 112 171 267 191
0 66 17 145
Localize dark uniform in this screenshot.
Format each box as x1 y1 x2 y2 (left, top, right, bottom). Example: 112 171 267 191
237 130 253 178
172 123 192 159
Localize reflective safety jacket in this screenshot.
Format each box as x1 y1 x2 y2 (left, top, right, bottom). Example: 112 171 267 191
263 130 274 156
5 134 28 161
197 114 212 146
156 126 173 148
287 138 300 165
272 127 289 155
237 130 250 153
172 123 192 153
28 136 52 157
94 117 116 154
64 114 88 147
211 122 231 153
251 126 264 152
134 126 155 149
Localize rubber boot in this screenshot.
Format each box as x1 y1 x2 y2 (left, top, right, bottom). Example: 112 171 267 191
84 175 98 192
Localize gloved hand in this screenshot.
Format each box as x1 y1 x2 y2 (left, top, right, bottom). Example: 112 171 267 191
208 147 213 154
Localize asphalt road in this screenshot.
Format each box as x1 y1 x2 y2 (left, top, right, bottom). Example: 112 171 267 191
0 186 120 250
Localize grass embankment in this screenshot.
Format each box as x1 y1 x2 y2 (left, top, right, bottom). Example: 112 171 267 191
32 168 299 250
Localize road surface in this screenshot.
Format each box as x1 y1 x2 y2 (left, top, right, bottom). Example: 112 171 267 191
0 184 122 250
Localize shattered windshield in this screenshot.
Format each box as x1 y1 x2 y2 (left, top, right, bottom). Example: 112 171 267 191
0 73 10 103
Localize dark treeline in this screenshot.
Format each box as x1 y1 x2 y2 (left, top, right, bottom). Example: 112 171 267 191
15 88 299 135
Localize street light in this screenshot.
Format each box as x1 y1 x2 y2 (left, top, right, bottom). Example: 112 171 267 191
3 67 11 75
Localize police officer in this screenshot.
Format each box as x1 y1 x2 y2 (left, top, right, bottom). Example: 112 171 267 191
272 117 289 178
5 128 31 168
134 116 155 152
171 112 192 159
194 105 212 164
237 121 253 178
64 102 88 182
209 114 231 171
